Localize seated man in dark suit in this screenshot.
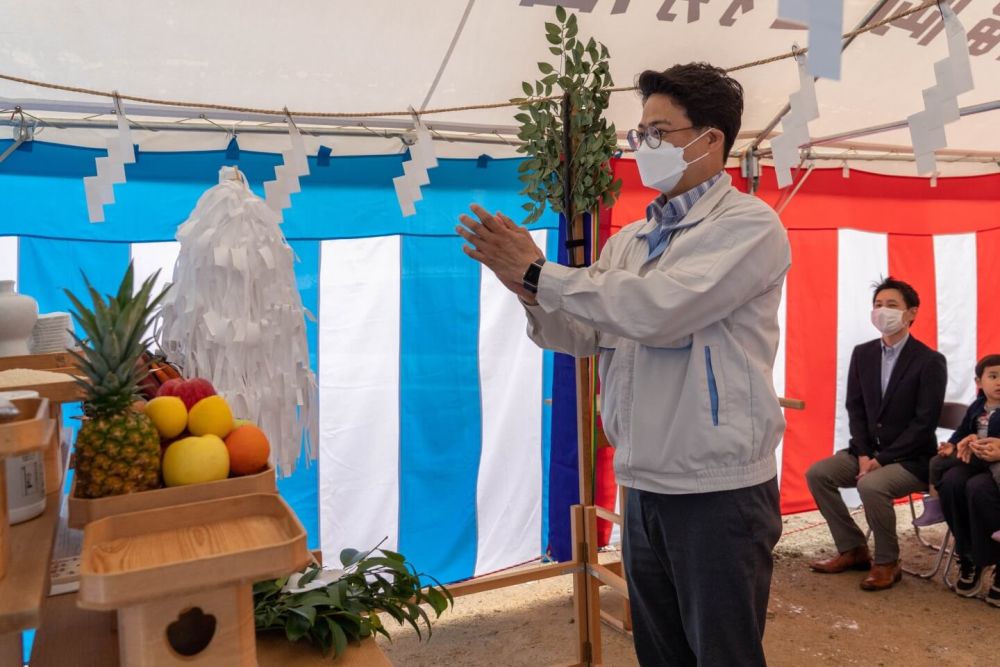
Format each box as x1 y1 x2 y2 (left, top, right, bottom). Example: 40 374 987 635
806 277 947 590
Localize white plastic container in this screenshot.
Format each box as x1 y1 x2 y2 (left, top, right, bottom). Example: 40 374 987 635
1 390 47 524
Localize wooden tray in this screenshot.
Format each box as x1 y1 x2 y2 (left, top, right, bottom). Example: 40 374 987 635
0 351 80 374
67 465 277 529
0 370 85 404
78 493 309 610
0 398 53 456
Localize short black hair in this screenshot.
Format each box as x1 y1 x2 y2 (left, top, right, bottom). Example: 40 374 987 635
975 354 1000 378
636 62 744 158
871 276 920 309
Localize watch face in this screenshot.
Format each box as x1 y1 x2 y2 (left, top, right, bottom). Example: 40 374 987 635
522 261 542 293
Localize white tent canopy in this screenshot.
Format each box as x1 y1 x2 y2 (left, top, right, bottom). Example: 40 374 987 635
1 0 998 174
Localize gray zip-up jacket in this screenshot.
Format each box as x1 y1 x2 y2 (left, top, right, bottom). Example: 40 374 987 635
524 173 791 494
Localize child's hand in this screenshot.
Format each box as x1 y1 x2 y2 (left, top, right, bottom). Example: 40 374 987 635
937 442 955 457
957 435 976 463
971 437 1000 463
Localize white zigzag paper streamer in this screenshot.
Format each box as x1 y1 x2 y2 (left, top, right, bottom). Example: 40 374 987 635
907 3 974 176
778 0 843 80
770 52 819 189
393 121 439 217
83 97 135 223
262 117 310 222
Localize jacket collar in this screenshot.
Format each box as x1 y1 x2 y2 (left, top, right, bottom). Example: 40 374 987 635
635 171 733 238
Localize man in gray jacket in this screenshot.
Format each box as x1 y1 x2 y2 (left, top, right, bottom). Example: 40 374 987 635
457 62 790 666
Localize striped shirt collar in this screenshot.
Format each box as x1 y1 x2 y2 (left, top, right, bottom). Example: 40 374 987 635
642 171 724 230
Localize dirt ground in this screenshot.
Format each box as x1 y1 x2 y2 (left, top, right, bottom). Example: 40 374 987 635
376 503 1000 666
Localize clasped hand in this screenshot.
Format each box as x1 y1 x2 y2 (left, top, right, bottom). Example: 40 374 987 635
856 455 882 481
457 205 545 302
969 436 1000 463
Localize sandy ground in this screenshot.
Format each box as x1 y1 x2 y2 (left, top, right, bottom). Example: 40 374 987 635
376 503 1000 666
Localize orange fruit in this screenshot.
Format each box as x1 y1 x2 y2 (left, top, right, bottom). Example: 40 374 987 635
223 424 270 476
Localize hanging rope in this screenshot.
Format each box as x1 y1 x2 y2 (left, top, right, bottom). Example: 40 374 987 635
0 0 940 121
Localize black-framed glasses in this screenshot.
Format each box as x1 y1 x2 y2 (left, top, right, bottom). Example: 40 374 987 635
626 125 695 151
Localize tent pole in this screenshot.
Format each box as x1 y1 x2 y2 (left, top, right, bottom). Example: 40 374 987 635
0 137 23 164
0 95 522 137
0 115 525 147
775 162 816 214
802 100 1000 150
752 100 1000 161
419 0 477 113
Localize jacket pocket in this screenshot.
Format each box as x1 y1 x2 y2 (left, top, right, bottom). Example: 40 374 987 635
705 345 719 426
598 347 623 447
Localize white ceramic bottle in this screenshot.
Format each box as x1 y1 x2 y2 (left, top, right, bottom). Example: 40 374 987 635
0 281 38 357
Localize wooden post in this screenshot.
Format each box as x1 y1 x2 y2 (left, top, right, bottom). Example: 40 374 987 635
43 402 63 494
575 356 595 507
570 505 592 666
583 506 604 665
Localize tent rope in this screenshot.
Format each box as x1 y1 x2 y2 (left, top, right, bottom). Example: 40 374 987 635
0 0 939 120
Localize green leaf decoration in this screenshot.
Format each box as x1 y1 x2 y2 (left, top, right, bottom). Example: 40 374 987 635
512 6 622 224
255 545 452 658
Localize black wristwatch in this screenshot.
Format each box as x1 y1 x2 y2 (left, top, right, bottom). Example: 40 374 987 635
522 258 546 294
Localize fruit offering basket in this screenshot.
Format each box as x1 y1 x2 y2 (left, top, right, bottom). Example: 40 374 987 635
60 263 282 530
78 493 310 666
0 397 54 580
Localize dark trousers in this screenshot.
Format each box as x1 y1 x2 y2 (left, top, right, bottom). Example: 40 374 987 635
929 452 962 488
938 463 1000 567
623 478 782 667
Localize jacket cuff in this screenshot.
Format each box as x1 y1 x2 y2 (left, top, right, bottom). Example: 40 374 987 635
874 453 891 466
536 261 573 314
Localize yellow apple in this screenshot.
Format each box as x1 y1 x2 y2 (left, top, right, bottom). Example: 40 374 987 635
162 435 230 487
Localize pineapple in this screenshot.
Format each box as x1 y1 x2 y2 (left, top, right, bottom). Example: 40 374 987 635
65 263 170 498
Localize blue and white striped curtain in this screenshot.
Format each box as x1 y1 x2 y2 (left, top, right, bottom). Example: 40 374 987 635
0 140 562 584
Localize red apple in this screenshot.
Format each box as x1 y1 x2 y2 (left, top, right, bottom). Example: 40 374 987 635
157 378 183 397
157 377 217 410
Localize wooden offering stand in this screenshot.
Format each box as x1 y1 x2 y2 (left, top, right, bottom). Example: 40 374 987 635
77 493 310 666
0 398 54 581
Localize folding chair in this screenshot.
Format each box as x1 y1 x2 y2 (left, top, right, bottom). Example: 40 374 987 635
902 401 967 579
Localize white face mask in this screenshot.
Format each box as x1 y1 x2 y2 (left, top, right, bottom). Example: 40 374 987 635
871 307 906 335
635 129 712 194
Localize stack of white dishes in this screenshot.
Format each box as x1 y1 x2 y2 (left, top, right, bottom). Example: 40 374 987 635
29 312 74 354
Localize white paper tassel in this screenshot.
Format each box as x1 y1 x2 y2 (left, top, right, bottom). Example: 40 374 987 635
155 166 318 476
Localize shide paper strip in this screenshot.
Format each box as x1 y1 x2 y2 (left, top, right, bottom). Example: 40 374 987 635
156 166 318 476
84 97 135 223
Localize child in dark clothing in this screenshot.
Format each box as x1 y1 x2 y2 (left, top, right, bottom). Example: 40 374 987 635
913 355 1000 527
